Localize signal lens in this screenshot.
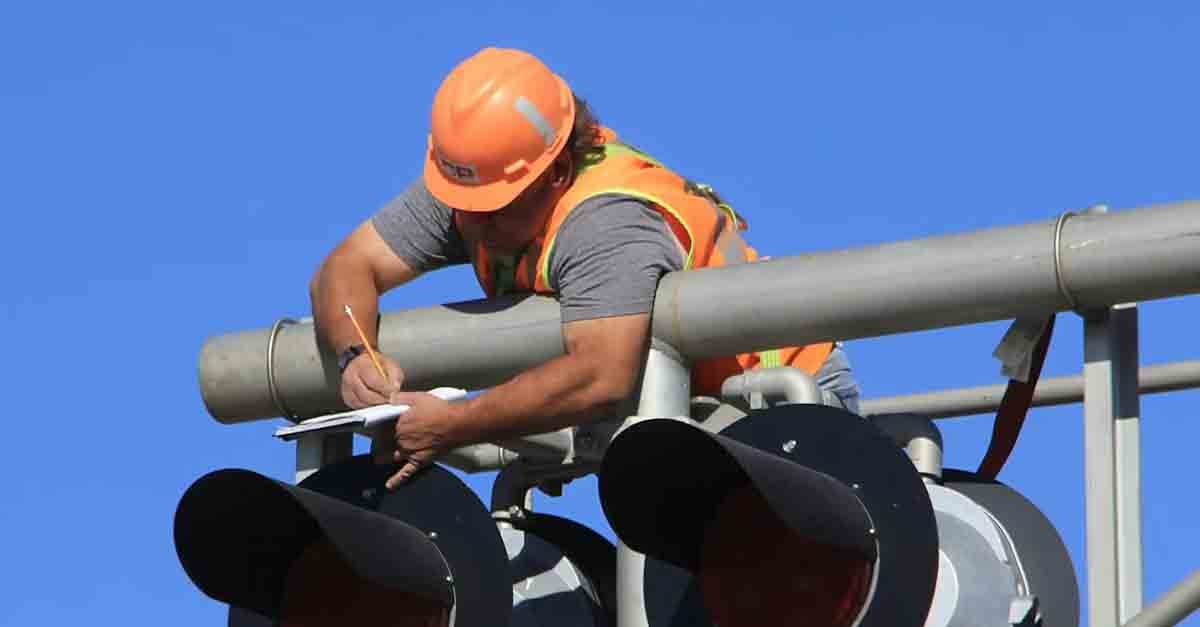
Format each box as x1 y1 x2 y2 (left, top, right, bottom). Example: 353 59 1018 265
280 539 450 627
698 486 873 627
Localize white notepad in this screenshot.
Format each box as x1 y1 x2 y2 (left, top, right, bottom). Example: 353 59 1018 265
273 387 468 441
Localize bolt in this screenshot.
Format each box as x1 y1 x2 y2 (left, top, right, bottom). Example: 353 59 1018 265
507 505 525 519
868 528 877 536
782 440 797 453
851 483 861 490
361 488 377 500
445 576 454 585
428 531 438 540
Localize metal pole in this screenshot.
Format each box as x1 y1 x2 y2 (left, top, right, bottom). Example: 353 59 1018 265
617 343 691 627
1112 304 1145 621
652 201 1200 361
1123 570 1200 627
294 432 352 483
1084 308 1119 627
859 360 1200 419
869 413 944 481
1084 304 1145 627
199 201 1200 424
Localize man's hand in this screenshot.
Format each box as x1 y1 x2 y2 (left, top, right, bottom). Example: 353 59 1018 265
384 391 460 489
341 352 405 409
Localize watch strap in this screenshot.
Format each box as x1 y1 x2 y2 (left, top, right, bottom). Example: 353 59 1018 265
337 344 368 373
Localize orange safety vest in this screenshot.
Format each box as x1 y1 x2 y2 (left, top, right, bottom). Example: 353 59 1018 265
454 127 833 395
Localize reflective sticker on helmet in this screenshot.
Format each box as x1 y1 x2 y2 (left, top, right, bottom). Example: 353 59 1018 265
437 153 480 184
515 96 557 147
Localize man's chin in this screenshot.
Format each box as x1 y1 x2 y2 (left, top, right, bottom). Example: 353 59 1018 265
484 239 523 255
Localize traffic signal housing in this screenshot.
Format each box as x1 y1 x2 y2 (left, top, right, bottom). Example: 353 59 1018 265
174 457 511 627
599 404 941 627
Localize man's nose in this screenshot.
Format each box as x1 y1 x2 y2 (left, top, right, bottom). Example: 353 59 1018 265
463 212 496 226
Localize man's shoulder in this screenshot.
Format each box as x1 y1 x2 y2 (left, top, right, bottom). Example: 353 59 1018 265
557 193 665 236
548 192 684 275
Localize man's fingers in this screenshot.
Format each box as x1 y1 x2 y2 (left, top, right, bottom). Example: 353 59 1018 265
343 378 369 409
360 363 394 398
385 460 423 490
388 391 425 406
384 360 405 392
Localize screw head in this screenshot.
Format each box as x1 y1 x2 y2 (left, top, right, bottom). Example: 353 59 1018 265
782 440 797 453
428 531 439 540
361 488 377 500
851 483 861 490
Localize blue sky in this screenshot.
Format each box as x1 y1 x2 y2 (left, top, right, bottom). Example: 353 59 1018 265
2 2 1198 625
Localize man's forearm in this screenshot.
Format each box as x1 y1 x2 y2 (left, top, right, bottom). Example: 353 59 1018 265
310 254 383 353
444 352 632 446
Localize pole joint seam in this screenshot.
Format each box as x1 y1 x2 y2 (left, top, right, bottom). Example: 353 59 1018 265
1054 211 1081 312
268 317 299 420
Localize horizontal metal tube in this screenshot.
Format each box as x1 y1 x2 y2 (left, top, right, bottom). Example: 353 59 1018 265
496 428 575 463
200 295 563 423
436 427 574 473
860 360 1200 419
200 202 1200 423
439 443 518 473
653 202 1200 359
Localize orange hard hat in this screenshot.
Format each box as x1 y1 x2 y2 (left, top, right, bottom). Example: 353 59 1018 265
423 48 576 212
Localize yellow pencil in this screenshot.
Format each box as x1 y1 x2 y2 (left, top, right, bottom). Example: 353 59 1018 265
344 305 390 384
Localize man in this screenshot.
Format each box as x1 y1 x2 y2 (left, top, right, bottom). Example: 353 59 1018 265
310 47 859 489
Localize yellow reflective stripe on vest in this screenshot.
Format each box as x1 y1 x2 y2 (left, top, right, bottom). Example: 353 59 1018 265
539 188 698 289
576 142 664 177
758 348 783 369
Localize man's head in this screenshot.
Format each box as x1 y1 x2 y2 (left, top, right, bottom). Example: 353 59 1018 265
423 47 598 253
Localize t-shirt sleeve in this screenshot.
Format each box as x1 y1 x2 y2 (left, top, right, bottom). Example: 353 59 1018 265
548 195 686 323
370 179 470 272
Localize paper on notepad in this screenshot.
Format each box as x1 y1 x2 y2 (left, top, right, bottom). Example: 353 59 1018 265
273 387 467 440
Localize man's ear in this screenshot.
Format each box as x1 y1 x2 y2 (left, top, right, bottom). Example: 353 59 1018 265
551 151 574 187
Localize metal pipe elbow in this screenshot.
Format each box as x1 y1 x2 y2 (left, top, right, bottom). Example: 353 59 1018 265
720 366 824 406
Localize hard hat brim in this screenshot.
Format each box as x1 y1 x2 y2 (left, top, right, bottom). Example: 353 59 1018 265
423 147 539 212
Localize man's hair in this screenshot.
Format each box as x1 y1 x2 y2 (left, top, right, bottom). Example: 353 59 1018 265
567 95 604 167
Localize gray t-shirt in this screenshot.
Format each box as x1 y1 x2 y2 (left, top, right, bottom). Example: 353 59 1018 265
372 180 685 323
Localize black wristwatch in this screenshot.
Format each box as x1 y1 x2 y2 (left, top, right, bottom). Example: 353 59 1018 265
337 344 368 373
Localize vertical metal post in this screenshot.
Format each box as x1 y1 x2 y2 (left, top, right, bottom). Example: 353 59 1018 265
1083 304 1144 627
1112 304 1145 621
294 432 353 483
618 343 691 627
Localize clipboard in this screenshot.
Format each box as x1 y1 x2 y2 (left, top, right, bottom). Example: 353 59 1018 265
273 387 468 441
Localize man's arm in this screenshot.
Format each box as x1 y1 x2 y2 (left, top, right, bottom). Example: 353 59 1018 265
311 220 418 353
386 312 650 485
310 220 416 404
453 312 649 441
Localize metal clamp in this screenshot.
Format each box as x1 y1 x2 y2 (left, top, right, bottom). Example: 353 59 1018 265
267 317 299 420
1053 211 1080 312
